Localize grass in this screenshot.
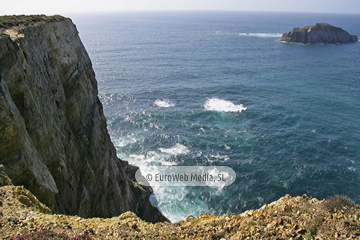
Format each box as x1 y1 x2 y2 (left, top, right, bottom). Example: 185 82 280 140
304 231 315 240
0 15 69 28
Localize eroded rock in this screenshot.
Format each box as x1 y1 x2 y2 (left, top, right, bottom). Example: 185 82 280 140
280 23 358 44
0 15 168 223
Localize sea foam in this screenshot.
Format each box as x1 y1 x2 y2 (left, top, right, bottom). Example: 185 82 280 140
113 134 137 147
159 143 190 155
239 33 282 38
154 99 175 107
204 98 247 112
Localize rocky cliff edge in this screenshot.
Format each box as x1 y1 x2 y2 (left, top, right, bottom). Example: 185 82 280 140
0 15 168 223
0 184 359 239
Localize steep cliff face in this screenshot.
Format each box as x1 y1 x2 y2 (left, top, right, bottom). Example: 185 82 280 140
0 15 168 223
280 23 358 44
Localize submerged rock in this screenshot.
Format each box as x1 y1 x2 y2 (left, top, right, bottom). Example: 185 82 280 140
0 15 168 223
280 23 358 44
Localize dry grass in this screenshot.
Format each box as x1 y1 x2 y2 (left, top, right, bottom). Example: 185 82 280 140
322 195 357 213
0 15 69 28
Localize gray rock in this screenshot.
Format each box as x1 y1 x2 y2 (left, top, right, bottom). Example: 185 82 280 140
0 164 13 186
280 23 358 44
0 16 168 223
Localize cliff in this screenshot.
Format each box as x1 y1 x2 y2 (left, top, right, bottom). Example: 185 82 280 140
0 15 168 223
280 23 358 44
0 185 359 239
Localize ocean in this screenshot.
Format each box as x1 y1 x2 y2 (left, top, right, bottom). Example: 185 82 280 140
70 11 360 222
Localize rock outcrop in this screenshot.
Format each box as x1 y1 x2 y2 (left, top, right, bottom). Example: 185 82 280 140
280 23 358 44
0 15 168 223
1 185 359 239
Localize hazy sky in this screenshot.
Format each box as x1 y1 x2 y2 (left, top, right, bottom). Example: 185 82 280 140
1 0 360 15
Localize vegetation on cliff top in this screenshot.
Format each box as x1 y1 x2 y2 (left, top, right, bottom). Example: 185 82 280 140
0 15 70 28
1 185 359 240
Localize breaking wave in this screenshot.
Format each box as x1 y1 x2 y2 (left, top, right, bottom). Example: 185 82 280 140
204 98 247 112
154 99 175 108
159 143 190 155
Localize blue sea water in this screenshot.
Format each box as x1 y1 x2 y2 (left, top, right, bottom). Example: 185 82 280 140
70 11 360 222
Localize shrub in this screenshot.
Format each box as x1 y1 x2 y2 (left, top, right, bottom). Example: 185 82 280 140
304 231 314 240
322 195 357 213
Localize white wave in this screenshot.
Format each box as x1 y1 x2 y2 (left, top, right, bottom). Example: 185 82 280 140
124 144 190 168
127 150 178 166
224 145 231 150
154 99 175 108
239 32 282 38
204 98 247 112
113 134 137 148
129 150 157 162
159 143 190 155
210 153 230 161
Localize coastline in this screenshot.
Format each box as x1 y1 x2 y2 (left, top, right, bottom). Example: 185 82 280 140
1 14 359 239
1 185 359 239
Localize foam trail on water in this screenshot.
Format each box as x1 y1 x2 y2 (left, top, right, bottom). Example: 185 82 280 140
118 142 208 222
153 186 210 222
204 98 247 112
239 32 282 38
154 99 175 107
159 143 190 155
113 134 137 147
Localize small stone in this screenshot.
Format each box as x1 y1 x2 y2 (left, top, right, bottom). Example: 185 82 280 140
296 228 306 234
131 223 138 230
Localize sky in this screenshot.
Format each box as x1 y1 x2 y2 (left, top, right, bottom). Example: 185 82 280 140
0 0 360 15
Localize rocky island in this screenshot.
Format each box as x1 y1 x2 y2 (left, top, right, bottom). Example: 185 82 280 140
280 23 358 44
0 15 360 239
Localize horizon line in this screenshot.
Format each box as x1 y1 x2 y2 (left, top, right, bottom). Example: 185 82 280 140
1 9 360 16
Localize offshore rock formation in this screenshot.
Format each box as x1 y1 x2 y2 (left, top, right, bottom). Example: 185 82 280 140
0 15 168 223
280 23 358 44
1 185 359 239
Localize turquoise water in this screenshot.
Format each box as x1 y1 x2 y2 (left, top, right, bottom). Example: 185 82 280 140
71 11 360 222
